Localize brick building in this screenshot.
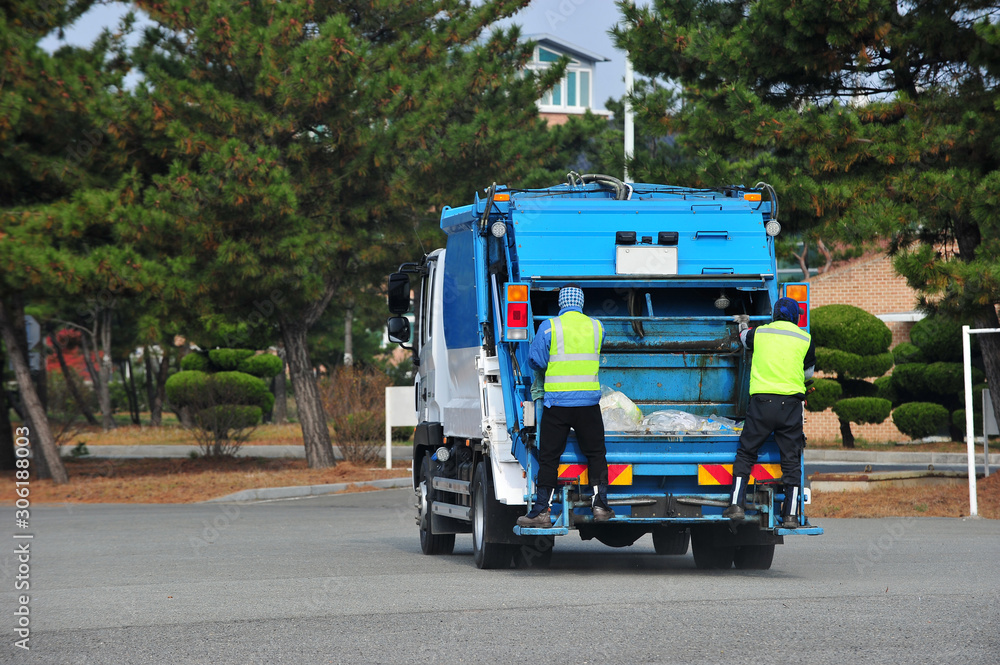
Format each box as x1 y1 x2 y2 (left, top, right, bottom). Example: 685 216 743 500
802 251 923 444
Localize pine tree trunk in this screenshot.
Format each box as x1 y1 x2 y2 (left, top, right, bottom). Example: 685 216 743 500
839 418 855 449
272 349 288 425
51 333 100 426
343 301 354 367
0 298 68 484
280 319 335 467
0 344 16 471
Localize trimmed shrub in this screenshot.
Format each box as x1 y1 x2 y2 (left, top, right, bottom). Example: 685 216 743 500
873 376 901 407
811 304 892 356
237 353 283 379
180 353 210 372
832 397 892 425
805 378 842 412
892 402 950 439
816 348 894 379
165 371 211 406
892 342 925 365
208 348 256 370
890 363 928 397
910 315 963 363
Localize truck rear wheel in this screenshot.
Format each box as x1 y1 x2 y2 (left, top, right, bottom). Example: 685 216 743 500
471 462 514 569
690 527 735 569
733 543 775 570
418 455 455 556
652 527 690 555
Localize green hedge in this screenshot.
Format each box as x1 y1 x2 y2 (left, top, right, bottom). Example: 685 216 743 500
910 315 963 363
892 342 925 365
165 371 211 406
180 353 210 372
208 348 256 370
832 397 892 425
237 353 283 379
811 304 892 356
805 378 842 412
892 402 950 439
816 348 894 379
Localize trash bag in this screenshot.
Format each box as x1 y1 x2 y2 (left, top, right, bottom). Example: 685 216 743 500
600 387 643 432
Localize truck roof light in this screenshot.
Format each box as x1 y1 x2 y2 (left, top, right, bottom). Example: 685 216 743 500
616 231 636 245
507 284 528 302
490 221 507 237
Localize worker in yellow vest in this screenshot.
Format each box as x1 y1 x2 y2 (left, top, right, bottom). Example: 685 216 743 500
723 297 816 528
517 285 612 528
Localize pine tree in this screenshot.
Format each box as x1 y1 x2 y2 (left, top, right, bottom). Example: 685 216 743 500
616 0 1000 423
117 0 569 467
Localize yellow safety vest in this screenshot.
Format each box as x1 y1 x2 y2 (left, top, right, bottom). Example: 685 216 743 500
749 320 811 396
544 311 602 393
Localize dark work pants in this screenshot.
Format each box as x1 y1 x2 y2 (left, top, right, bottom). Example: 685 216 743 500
537 404 608 489
734 393 804 486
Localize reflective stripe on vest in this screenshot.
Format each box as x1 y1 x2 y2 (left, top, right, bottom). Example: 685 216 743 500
749 320 811 396
545 311 602 393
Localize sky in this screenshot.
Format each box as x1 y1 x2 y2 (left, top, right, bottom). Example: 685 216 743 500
42 1 639 111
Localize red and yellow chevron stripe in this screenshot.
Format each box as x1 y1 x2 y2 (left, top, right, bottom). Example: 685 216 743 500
697 463 781 485
557 464 632 486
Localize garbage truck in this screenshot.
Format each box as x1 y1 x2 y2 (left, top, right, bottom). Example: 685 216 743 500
385 175 822 569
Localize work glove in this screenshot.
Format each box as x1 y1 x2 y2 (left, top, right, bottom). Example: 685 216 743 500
530 370 545 401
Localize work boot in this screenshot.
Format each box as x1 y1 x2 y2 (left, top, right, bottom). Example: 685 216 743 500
592 485 615 522
724 474 749 521
516 509 552 528
517 486 554 528
781 485 802 528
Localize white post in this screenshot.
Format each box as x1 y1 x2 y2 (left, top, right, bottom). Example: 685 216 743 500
962 325 978 517
624 54 634 183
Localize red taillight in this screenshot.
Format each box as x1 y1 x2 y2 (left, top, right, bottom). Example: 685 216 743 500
507 302 528 327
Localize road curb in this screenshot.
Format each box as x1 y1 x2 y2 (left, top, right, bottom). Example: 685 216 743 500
203 476 413 503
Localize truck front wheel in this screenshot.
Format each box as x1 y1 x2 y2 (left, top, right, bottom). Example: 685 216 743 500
418 455 455 555
471 462 514 569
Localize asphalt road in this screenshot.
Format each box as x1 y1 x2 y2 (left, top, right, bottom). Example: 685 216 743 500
3 490 999 665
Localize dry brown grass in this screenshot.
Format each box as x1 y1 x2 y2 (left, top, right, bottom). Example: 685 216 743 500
66 423 314 447
810 472 1000 519
1 457 410 504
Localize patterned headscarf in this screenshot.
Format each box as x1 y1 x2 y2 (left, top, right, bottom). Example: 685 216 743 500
559 286 585 310
773 297 800 324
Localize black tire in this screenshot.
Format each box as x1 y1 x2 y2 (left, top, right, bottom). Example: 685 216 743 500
512 536 555 569
418 455 455 555
733 543 775 570
690 528 735 570
471 462 514 569
652 527 690 555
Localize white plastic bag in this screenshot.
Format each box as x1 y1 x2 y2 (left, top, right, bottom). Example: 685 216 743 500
600 387 643 432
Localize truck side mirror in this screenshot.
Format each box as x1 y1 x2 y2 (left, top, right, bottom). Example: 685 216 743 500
387 273 411 314
386 316 411 345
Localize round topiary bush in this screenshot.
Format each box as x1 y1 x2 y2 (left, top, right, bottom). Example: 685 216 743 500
832 397 892 425
180 353 210 372
873 375 901 407
208 348 256 370
892 402 950 439
815 348 894 379
909 315 963 363
165 371 211 405
811 304 892 356
237 353 283 379
891 342 925 365
805 378 843 412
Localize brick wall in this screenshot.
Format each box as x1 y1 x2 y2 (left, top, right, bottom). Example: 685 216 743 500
802 251 921 444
